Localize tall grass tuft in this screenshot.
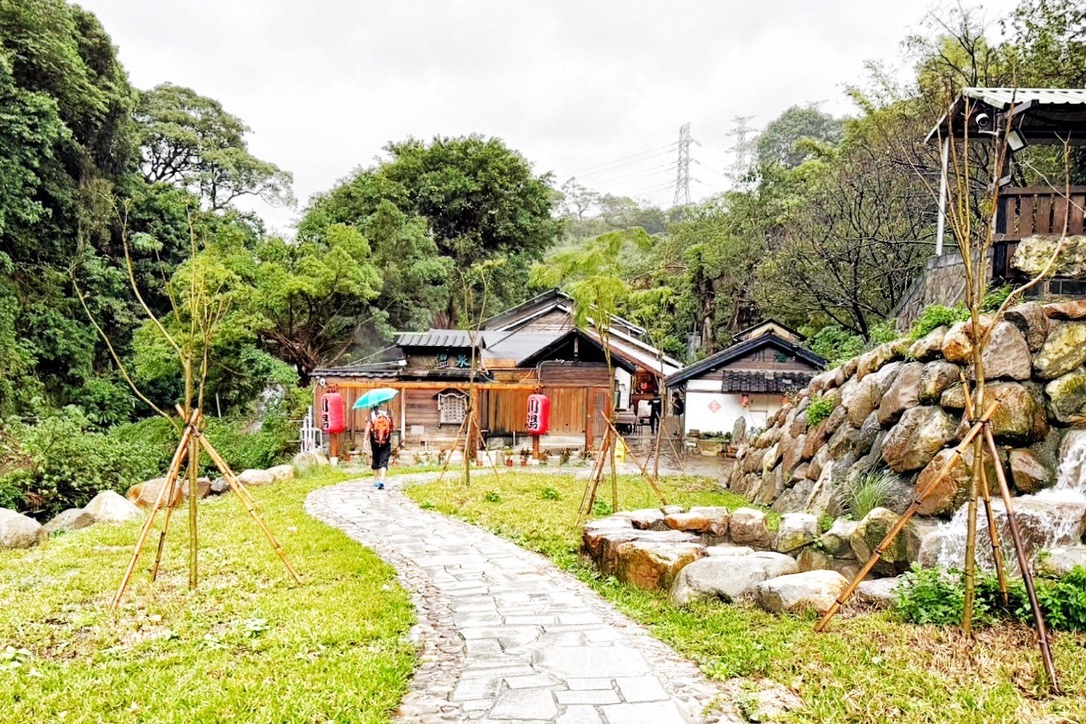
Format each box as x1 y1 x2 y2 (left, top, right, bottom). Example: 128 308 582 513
847 470 898 519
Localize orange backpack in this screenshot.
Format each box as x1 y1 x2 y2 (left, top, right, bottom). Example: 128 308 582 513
371 411 393 445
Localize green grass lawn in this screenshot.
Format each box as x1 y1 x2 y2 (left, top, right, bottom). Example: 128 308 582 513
0 467 416 724
405 471 1086 724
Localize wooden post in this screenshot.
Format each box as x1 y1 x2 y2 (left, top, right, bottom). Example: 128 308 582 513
982 423 1059 692
532 434 541 460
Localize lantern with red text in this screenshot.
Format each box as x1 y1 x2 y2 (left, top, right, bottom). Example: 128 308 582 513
320 392 346 434
526 393 550 435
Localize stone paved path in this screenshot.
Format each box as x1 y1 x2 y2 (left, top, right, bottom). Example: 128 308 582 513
305 472 726 723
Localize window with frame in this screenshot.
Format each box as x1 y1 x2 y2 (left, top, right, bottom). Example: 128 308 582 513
437 392 468 425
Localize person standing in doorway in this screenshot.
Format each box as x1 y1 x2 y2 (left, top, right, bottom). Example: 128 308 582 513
363 405 394 489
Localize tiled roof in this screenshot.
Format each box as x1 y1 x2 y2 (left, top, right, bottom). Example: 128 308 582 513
721 370 816 394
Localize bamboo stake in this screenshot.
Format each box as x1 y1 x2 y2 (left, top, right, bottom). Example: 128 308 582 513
602 415 668 506
815 400 999 632
963 434 981 635
435 415 469 486
578 426 611 524
960 376 1009 605
196 432 303 585
110 413 198 610
982 424 1060 692
187 424 200 590
150 461 186 583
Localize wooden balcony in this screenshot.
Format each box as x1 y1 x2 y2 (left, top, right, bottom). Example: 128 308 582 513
992 186 1086 282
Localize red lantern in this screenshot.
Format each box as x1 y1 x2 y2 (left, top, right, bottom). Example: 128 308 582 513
320 392 346 434
526 393 550 435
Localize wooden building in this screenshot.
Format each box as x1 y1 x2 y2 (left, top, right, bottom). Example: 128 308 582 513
665 320 826 436
312 290 681 456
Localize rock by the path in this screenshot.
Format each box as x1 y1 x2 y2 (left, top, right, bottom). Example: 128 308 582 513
615 540 706 591
729 507 772 548
292 450 329 472
267 464 296 482
84 491 143 523
795 548 858 579
238 469 276 486
664 507 729 537
0 508 45 548
670 551 798 606
182 477 212 499
126 477 183 510
209 478 229 495
43 508 94 535
909 326 947 362
755 570 849 614
617 508 669 531
774 513 818 553
1036 546 1086 577
854 576 902 609
705 544 754 557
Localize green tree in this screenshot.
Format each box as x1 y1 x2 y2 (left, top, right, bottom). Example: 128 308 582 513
756 104 844 169
135 83 293 210
300 135 561 327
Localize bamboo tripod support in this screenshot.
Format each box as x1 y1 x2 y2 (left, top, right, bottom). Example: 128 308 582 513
577 413 669 524
110 408 302 611
812 399 1059 691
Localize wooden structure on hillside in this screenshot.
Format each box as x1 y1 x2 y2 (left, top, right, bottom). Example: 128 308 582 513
313 290 681 456
665 320 826 436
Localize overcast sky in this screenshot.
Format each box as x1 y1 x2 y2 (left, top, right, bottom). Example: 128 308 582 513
78 0 1023 233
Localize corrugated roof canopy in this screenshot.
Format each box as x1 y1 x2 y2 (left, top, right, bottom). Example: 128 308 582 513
395 330 482 349
927 87 1086 145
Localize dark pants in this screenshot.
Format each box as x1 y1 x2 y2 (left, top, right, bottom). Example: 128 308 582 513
370 440 391 470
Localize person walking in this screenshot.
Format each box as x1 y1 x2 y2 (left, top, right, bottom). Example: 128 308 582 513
363 405 394 489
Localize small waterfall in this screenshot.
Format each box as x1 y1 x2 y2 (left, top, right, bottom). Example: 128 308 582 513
933 431 1086 570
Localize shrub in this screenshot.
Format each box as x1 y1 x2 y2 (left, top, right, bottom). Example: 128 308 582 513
806 397 835 427
908 304 969 341
982 285 1013 313
592 499 613 516
1033 566 1086 632
808 325 866 366
894 564 975 626
846 470 898 519
484 490 501 503
541 486 560 501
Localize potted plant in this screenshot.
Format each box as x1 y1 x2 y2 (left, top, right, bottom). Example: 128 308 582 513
519 447 531 467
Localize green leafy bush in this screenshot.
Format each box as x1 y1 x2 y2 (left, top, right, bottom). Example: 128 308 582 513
894 564 976 626
982 285 1013 313
1033 566 1086 632
908 304 969 341
846 470 898 519
808 325 866 366
806 397 835 427
484 490 501 503
541 486 560 500
592 499 613 516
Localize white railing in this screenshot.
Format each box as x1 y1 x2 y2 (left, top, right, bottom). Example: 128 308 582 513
300 405 324 452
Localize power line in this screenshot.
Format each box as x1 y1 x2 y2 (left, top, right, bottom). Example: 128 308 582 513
573 147 677 180
589 162 677 187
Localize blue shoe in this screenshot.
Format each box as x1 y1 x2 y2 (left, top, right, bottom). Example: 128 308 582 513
376 482 385 490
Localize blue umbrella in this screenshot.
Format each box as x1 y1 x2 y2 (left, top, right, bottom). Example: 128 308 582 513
353 387 399 410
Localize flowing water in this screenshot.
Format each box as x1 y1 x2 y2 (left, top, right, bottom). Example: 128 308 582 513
933 430 1086 570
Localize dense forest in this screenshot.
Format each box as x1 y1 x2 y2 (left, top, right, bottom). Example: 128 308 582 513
0 0 1083 516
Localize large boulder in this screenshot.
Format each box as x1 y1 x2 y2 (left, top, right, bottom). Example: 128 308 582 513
664 507 729 537
979 321 1031 381
614 540 706 591
909 326 947 362
292 450 329 472
582 517 636 560
850 507 908 574
842 374 884 429
940 382 1044 444
918 361 961 404
126 477 183 511
182 477 212 499
854 576 902 609
616 508 669 531
755 570 849 614
1014 235 1086 278
914 449 971 516
820 518 859 558
1033 321 1086 380
84 491 143 524
1009 448 1053 493
941 321 974 365
43 508 95 535
1045 368 1086 425
877 362 924 426
267 465 296 482
1005 301 1049 353
670 550 799 605
1045 300 1086 321
729 507 773 548
237 469 276 487
0 508 45 548
881 406 958 473
775 513 819 553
